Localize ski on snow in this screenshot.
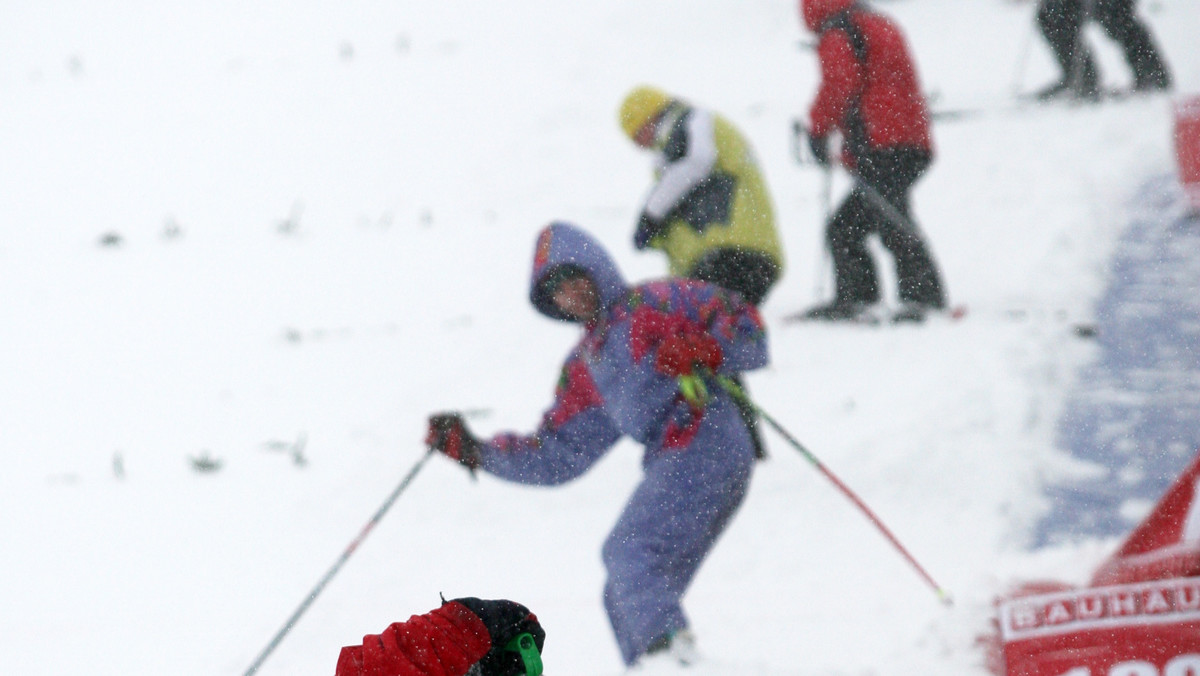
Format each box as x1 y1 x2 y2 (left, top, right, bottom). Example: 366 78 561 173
930 88 1164 123
781 304 968 326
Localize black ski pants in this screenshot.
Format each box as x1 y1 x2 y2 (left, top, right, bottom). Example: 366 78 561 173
688 246 779 307
1036 0 1170 89
827 148 945 308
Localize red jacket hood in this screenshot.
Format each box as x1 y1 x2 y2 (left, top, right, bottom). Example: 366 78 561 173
800 0 855 32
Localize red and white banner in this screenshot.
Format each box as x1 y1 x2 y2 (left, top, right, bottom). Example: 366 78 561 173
1176 96 1200 211
992 450 1200 676
998 578 1200 676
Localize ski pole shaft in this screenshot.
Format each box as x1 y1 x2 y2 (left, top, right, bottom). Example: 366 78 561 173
1010 12 1035 97
815 145 922 240
243 448 437 675
816 165 833 301
819 164 832 220
714 376 953 606
791 119 807 165
852 174 925 239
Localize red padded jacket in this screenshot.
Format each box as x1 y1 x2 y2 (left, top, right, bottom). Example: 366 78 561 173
335 601 492 676
802 0 932 167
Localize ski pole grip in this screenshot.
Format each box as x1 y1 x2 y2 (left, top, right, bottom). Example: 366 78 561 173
504 632 543 676
677 374 710 407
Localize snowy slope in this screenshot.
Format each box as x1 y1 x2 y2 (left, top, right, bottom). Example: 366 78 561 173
1040 173 1200 546
0 0 1196 673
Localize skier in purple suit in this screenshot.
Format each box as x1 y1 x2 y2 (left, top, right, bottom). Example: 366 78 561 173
426 222 769 667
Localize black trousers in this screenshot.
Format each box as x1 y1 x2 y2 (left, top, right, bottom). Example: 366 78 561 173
1036 0 1170 89
828 148 945 308
689 247 780 307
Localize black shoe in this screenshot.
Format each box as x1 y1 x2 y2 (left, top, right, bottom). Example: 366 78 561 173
1034 74 1100 103
1133 71 1172 94
802 301 869 322
1072 83 1102 102
640 630 698 667
890 303 931 324
1034 79 1071 101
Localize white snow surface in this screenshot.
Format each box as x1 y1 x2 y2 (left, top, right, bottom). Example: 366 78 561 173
0 0 1195 673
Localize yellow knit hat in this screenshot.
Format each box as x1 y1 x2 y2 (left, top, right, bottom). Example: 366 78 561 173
618 85 672 141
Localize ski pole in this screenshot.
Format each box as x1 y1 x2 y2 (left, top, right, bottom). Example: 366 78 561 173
790 118 808 166
713 375 954 606
815 164 833 301
791 119 836 302
243 447 437 675
819 163 833 221
1066 0 1096 100
1010 10 1036 97
850 171 925 240
809 151 925 274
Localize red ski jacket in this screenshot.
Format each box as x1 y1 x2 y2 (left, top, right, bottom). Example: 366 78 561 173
802 0 932 166
335 601 492 676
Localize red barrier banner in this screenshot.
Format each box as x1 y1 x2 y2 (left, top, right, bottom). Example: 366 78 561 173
1175 96 1200 211
999 577 1200 676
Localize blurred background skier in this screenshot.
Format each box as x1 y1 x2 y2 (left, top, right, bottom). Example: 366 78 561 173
425 222 769 669
334 597 545 676
618 85 784 308
1032 0 1171 101
796 0 947 323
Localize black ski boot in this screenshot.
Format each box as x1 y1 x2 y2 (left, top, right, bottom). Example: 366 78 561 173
1035 64 1100 102
801 301 870 322
1133 63 1172 93
891 302 934 324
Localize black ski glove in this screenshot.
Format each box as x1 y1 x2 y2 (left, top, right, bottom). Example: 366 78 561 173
453 597 546 676
633 211 666 250
426 413 482 471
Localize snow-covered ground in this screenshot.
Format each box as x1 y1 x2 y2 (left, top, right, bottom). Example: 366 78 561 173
1 0 1196 673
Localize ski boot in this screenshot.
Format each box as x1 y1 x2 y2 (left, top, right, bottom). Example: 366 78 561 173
800 300 871 322
635 629 698 671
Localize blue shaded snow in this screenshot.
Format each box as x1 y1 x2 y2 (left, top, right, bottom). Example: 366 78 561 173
1036 174 1200 546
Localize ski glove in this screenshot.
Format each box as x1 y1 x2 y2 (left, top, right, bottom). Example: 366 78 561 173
654 332 723 377
426 413 482 471
633 211 667 250
807 132 831 167
452 598 546 676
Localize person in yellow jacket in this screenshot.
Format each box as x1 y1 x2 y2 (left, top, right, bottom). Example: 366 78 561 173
619 85 784 307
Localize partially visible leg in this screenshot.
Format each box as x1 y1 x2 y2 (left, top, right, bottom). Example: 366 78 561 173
879 224 945 309
1036 0 1100 98
601 420 753 665
602 484 691 666
1094 0 1171 91
859 150 946 310
827 192 881 307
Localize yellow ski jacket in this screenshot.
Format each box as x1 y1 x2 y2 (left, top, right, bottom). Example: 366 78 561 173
640 107 783 277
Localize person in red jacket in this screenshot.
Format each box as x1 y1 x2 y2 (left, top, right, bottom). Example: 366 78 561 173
797 0 946 323
334 597 546 676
